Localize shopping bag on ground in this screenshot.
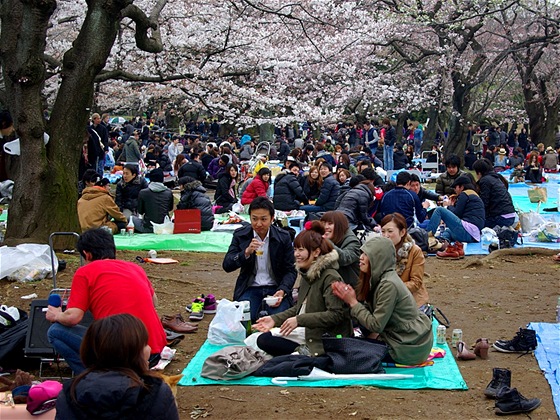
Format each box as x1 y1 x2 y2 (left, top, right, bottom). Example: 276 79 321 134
207 299 246 345
527 187 547 203
151 215 174 235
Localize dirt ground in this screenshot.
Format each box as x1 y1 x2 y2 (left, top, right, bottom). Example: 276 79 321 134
1 249 559 419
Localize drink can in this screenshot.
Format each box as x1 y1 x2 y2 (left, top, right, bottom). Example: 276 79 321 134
451 329 463 348
148 250 157 259
436 325 446 345
120 229 126 236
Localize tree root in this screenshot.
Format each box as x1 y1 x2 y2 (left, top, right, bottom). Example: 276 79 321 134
462 247 558 268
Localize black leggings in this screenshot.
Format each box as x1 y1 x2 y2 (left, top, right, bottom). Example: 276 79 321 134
257 332 299 357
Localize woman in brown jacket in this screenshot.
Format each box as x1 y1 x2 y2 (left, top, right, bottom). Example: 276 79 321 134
77 178 127 234
380 213 429 307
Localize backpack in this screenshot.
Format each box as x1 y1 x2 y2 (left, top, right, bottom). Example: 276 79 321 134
0 308 29 368
489 225 521 251
408 227 429 253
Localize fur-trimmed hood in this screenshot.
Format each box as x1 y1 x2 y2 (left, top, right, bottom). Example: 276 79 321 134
183 179 206 193
297 249 339 283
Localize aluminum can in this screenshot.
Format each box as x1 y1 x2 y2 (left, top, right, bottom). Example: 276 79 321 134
451 329 463 348
120 229 126 236
436 325 447 345
148 250 157 259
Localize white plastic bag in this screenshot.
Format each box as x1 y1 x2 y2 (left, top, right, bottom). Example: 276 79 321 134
0 244 57 282
232 200 244 214
208 299 246 345
151 215 174 235
519 211 546 233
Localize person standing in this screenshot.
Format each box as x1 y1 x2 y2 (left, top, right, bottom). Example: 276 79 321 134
89 113 109 175
382 118 396 171
223 197 296 322
46 229 167 374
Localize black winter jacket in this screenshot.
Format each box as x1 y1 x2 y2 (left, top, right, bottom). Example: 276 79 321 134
215 172 237 208
223 224 296 304
447 189 485 231
137 183 174 230
55 371 179 420
115 176 148 213
300 177 321 200
393 151 409 170
177 180 215 230
336 183 376 229
178 160 207 182
315 174 340 211
477 172 515 219
273 171 308 211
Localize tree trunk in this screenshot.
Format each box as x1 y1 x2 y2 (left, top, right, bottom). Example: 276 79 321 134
444 72 471 167
422 106 440 153
2 0 128 244
395 111 408 144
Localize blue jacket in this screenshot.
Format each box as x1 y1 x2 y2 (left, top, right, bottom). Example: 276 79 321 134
315 174 340 211
447 189 485 231
379 186 426 227
223 224 297 302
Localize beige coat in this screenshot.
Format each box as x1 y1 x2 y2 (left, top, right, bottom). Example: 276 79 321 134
77 187 126 233
397 236 429 306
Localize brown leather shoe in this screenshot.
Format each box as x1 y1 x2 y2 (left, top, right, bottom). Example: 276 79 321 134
436 242 464 259
161 314 198 333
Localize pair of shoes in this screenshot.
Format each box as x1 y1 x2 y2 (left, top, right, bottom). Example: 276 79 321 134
164 329 185 347
161 314 198 333
456 341 476 360
473 338 490 359
436 241 464 259
493 328 537 353
185 294 217 314
485 367 511 398
494 387 541 415
552 253 560 262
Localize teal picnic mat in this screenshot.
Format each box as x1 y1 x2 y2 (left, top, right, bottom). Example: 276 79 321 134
178 322 468 390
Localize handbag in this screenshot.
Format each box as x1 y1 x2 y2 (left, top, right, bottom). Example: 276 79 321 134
527 186 547 203
419 304 450 328
201 346 271 380
408 227 429 252
322 335 387 374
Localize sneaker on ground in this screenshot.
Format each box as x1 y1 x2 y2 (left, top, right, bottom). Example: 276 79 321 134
493 328 537 353
189 299 205 321
186 294 217 314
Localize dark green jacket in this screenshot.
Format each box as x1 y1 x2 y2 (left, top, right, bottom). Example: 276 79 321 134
351 237 433 365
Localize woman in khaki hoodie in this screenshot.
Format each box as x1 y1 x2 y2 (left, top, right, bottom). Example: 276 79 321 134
78 178 127 234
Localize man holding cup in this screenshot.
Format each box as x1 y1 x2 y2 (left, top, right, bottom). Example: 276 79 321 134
223 197 296 321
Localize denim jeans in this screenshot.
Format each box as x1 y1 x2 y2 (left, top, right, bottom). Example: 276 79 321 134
427 207 474 243
299 204 324 214
383 145 394 171
237 286 292 322
414 140 423 157
96 155 105 176
47 323 87 374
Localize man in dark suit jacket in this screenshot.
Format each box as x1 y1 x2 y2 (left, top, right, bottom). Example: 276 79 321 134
223 197 296 321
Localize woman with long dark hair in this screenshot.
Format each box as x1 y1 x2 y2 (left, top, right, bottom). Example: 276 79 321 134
55 314 179 419
254 221 352 357
214 163 239 213
332 236 433 365
115 164 148 218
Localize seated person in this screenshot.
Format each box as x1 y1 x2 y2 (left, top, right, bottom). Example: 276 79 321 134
332 236 433 365
427 175 485 243
524 153 543 183
133 168 174 233
508 149 524 169
435 154 467 196
207 154 229 179
509 162 525 183
542 146 558 172
178 151 207 182
77 177 127 234
272 164 308 211
300 165 322 201
378 171 426 228
223 197 296 321
494 148 509 170
115 164 148 219
300 162 340 213
335 175 377 231
46 229 167 374
473 158 516 228
380 213 429 307
55 314 179 419
393 143 409 170
214 163 239 214
409 173 442 203
254 221 352 356
241 167 271 205
177 176 214 231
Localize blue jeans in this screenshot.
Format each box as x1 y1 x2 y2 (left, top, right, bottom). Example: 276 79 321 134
237 286 292 322
427 207 474 243
300 205 324 214
384 145 394 170
414 140 423 157
47 323 87 374
96 155 105 176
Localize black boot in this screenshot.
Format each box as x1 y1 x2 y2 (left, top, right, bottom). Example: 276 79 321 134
493 328 537 353
494 387 541 415
484 368 511 398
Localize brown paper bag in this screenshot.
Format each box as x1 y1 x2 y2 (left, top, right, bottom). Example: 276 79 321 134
527 186 547 203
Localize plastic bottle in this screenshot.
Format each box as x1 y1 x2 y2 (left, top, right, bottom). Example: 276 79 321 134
126 217 134 235
556 296 560 323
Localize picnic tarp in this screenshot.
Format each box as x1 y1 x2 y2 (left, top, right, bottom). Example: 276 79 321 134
528 322 560 418
178 321 468 390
